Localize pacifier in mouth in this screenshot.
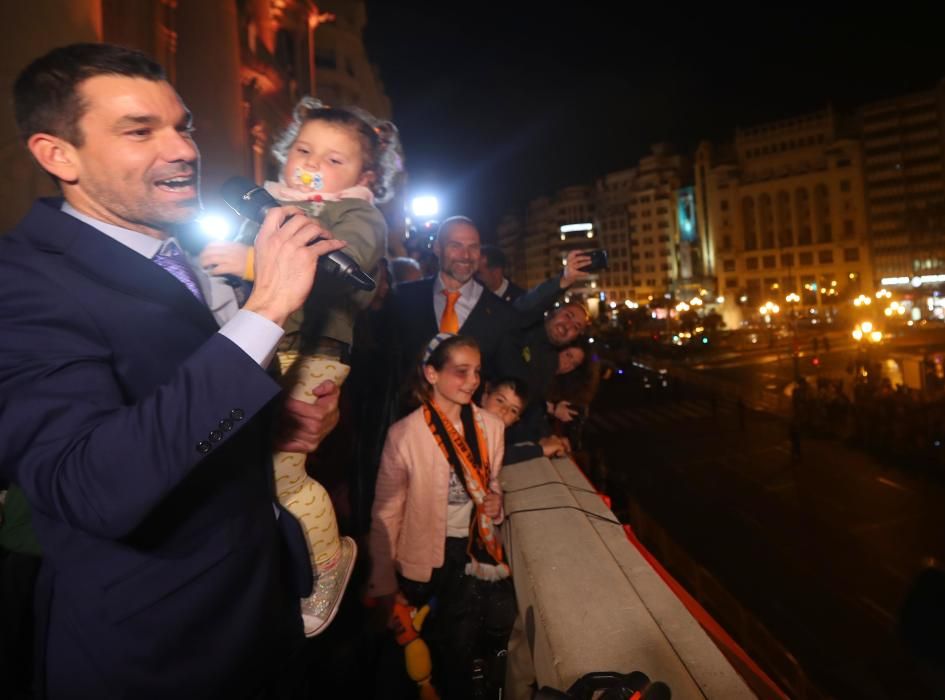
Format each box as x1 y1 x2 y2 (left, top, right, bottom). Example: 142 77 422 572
294 166 324 191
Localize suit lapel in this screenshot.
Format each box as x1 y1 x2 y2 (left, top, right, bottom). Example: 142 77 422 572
460 283 493 336
22 200 219 335
418 277 438 336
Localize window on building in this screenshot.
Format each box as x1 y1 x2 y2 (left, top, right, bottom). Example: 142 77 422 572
725 278 739 288
843 248 860 262
781 253 794 267
763 255 776 269
746 257 759 270
799 252 814 266
720 200 729 212
840 180 851 193
818 250 834 264
722 235 732 250
723 259 736 272
843 220 855 238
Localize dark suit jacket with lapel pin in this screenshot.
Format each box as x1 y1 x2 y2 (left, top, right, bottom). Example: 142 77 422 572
0 200 311 699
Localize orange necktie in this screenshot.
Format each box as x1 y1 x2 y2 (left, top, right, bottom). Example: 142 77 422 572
440 290 461 333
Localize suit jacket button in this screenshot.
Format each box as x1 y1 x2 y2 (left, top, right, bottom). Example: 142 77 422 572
219 419 234 432
230 408 245 421
196 441 211 454
209 430 223 443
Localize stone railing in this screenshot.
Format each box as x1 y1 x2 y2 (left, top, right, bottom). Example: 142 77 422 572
501 456 757 699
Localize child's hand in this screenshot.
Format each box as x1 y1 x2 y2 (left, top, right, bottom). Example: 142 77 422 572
200 241 250 277
551 400 579 423
540 435 569 457
483 491 502 520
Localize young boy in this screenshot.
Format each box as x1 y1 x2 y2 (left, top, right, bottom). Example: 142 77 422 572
480 378 570 464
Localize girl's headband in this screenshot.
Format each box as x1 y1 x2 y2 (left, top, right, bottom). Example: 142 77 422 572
423 333 454 364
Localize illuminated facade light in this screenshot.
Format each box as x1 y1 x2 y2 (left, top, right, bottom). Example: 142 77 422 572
560 223 593 233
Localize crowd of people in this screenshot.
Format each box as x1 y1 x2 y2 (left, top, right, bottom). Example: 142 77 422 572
793 374 945 474
0 43 602 699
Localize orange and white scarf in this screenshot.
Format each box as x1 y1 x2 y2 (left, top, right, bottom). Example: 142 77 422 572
423 401 510 582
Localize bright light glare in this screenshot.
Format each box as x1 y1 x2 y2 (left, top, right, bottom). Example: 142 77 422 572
411 196 439 218
197 214 232 240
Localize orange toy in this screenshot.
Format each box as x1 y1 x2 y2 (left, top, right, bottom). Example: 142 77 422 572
391 601 440 700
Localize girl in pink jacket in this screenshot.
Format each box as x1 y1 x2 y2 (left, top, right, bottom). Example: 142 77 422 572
369 333 516 698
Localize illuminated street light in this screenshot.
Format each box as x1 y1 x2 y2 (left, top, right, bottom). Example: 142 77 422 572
869 330 883 343
875 289 892 299
689 297 703 306
676 302 690 312
785 292 800 303
716 296 725 304
860 321 873 333
852 328 864 341
853 294 872 307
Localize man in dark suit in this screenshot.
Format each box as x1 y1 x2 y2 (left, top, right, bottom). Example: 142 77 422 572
393 217 520 383
0 43 347 699
477 244 525 303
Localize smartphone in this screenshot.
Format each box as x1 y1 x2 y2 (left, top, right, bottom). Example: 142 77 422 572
579 249 609 272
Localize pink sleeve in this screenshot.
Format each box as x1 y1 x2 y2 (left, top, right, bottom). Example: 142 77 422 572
367 427 409 597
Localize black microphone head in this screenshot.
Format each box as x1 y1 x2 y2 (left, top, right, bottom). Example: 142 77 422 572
221 176 278 224
350 268 376 292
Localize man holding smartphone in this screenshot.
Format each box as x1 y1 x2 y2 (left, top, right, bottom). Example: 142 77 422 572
496 247 596 458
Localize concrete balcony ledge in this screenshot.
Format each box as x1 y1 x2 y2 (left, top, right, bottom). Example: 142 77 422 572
500 456 756 699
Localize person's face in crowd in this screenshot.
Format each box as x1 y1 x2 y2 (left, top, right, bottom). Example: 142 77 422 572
43 76 201 239
424 345 481 409
545 304 590 347
477 258 504 293
283 119 372 194
556 346 586 375
482 385 524 427
436 223 481 287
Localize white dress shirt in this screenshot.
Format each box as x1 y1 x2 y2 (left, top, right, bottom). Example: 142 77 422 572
432 274 484 331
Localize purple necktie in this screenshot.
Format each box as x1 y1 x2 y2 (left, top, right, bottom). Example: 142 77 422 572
153 240 206 305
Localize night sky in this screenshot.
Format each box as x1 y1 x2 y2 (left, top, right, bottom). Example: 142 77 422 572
363 4 944 238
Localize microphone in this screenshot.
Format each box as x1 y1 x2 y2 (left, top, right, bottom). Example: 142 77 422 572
220 176 376 291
